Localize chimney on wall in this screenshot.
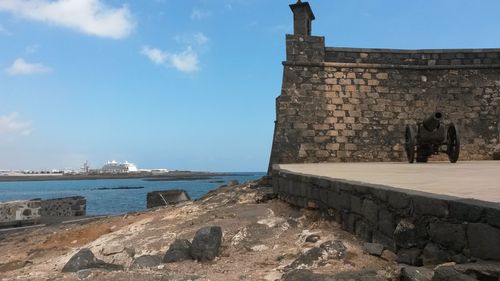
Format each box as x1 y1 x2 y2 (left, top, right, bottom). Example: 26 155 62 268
289 0 315 36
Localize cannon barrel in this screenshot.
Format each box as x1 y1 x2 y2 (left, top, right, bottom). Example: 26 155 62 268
422 112 444 131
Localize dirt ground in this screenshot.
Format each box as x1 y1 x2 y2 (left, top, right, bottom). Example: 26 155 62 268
0 180 398 281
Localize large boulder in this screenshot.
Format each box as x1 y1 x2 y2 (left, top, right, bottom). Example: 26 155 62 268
163 239 192 263
190 226 223 261
62 248 123 272
147 190 190 209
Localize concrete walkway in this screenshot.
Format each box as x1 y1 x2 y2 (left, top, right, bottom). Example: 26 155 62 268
275 161 500 203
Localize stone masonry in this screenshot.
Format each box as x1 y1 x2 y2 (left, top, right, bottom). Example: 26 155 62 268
269 1 500 169
272 168 500 264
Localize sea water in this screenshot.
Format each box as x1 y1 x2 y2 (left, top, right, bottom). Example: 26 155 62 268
0 173 265 215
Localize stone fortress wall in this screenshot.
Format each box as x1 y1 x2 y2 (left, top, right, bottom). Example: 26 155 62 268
270 2 500 166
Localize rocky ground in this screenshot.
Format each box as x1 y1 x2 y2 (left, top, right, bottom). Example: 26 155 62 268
0 179 400 281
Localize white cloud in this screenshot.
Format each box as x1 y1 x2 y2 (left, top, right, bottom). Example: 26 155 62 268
169 47 199 73
140 46 167 65
193 32 209 46
140 46 199 73
0 0 134 39
174 32 209 47
0 24 11 35
0 112 32 136
5 58 51 75
191 8 212 20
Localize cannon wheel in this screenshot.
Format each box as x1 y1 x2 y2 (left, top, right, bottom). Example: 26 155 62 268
405 125 416 163
447 123 460 163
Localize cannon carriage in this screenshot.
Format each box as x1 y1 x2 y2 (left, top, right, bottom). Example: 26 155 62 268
405 112 460 163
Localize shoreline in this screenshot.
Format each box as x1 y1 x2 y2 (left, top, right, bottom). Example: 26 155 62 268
0 171 257 183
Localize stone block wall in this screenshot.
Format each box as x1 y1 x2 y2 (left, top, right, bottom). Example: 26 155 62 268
0 196 86 227
0 200 41 227
272 169 500 264
39 196 86 217
269 35 500 166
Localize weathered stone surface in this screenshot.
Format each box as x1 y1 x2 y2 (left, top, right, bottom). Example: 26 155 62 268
282 269 326 281
428 222 466 252
332 269 386 281
421 243 451 266
387 191 411 210
147 189 190 209
163 239 192 263
287 247 327 270
467 223 500 260
354 220 372 242
378 208 395 237
130 255 162 269
432 266 476 281
400 266 434 281
493 144 500 160
454 262 500 280
62 249 123 273
361 199 379 225
448 201 483 222
372 230 395 251
485 207 500 228
190 226 223 261
397 248 422 266
394 219 417 248
412 196 448 218
363 243 384 257
319 240 347 260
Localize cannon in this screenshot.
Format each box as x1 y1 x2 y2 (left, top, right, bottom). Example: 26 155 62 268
404 112 460 163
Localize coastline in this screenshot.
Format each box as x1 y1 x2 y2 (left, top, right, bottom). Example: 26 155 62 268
0 171 249 182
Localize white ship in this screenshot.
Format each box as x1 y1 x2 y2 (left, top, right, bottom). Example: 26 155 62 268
101 160 138 174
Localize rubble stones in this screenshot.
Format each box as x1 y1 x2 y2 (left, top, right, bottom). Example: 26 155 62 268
190 226 223 262
305 234 320 243
62 248 123 273
363 242 384 257
421 243 451 266
287 240 347 271
288 247 328 270
319 240 347 260
397 248 422 266
163 239 192 263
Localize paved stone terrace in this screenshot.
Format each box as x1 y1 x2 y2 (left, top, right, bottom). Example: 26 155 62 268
275 161 500 204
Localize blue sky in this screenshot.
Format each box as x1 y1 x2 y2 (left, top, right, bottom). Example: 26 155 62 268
1 0 500 172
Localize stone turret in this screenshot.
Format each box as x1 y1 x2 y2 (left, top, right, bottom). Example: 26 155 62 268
289 0 315 36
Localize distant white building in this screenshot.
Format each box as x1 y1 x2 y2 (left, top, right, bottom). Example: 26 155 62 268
101 160 138 174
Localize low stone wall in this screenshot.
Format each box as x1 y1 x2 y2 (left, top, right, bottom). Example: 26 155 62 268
0 196 86 227
0 200 41 227
39 196 86 217
272 168 500 265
